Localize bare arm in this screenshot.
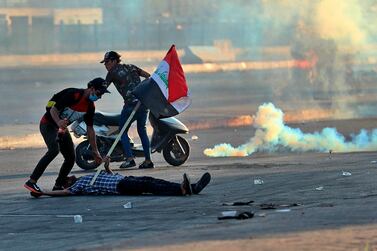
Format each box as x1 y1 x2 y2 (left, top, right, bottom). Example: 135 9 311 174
50 106 68 129
41 189 71 197
103 156 114 174
139 69 150 79
87 125 102 164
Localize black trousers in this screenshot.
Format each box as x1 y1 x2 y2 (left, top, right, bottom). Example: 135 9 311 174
117 176 183 196
30 122 75 186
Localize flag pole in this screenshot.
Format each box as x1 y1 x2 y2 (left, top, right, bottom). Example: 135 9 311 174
89 101 141 186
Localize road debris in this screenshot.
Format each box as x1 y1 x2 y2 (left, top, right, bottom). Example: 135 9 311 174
191 135 199 140
73 215 83 223
222 200 254 206
342 171 352 176
123 202 133 209
275 208 291 213
254 179 264 185
218 210 254 220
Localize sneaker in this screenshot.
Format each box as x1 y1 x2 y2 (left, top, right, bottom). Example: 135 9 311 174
120 159 136 169
192 172 211 194
30 192 42 198
24 180 42 194
181 173 192 196
139 161 154 169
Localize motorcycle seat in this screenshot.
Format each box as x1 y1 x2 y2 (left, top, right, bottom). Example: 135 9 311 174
93 112 120 126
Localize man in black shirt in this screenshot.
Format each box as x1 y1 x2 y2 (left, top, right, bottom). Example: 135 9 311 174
24 78 110 193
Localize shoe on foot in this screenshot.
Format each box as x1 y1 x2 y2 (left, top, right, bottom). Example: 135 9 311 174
192 172 211 194
30 192 42 198
24 180 42 194
139 161 154 169
182 173 192 196
120 159 136 169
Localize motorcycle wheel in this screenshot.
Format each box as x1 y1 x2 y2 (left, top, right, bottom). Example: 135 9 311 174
163 135 190 166
75 140 101 170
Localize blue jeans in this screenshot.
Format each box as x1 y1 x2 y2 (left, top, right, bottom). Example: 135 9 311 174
119 103 151 160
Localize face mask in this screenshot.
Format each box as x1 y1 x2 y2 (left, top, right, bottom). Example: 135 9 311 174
89 93 99 102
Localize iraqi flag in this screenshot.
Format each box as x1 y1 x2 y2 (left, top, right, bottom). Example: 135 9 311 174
132 45 191 118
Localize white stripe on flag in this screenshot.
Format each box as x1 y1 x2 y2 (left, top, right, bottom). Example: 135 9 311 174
152 72 168 99
171 96 191 113
151 60 169 99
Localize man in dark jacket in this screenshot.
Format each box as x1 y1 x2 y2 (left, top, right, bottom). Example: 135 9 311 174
24 78 110 193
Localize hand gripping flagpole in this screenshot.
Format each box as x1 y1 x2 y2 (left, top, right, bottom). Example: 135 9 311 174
89 101 141 186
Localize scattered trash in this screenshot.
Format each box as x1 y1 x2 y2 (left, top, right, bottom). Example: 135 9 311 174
279 203 302 207
342 171 352 176
191 135 199 140
315 186 324 191
218 210 254 220
371 160 377 164
259 203 276 210
254 179 264 185
73 215 83 223
318 203 334 207
221 210 238 217
222 200 254 206
275 208 291 213
123 202 133 209
259 203 302 210
257 213 266 217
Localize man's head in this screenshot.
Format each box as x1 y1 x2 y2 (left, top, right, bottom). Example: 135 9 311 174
87 77 110 101
63 175 78 188
100 51 121 71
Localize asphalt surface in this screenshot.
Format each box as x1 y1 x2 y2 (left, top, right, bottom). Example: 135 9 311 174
2 66 377 250
1 125 377 250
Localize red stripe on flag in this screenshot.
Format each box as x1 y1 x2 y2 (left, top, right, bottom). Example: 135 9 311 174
164 45 188 103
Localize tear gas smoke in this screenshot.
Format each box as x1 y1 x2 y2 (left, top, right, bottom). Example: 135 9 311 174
189 115 253 131
204 103 377 157
314 0 366 44
0 126 148 150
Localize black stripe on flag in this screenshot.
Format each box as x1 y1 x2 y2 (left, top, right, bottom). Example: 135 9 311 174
132 78 178 118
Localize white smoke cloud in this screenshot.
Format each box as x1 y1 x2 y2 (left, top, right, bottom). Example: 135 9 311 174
313 0 367 45
204 103 377 157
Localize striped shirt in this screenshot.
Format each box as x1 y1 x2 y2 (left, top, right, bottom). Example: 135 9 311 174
68 171 124 195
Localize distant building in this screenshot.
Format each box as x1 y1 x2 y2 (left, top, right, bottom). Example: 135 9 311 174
0 0 273 54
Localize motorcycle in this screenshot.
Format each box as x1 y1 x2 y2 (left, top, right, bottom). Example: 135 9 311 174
71 111 190 170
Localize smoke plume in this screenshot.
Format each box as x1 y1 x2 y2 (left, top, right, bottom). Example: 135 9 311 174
313 0 366 45
204 103 377 157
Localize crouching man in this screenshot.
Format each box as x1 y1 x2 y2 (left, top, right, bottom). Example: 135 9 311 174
24 78 110 193
30 171 211 197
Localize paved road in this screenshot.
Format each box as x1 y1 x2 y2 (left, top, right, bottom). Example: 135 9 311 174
1 125 377 250
3 67 377 125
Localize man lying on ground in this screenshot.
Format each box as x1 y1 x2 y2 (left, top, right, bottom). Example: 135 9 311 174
30 169 211 197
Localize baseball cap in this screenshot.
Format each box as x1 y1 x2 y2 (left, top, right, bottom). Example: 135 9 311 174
100 51 121 63
87 77 110 94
